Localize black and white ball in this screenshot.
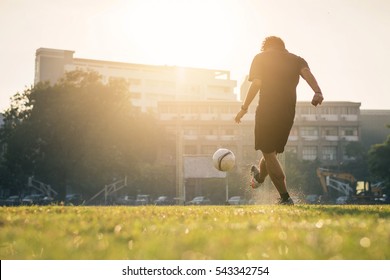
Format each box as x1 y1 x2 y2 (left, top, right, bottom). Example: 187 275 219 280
212 148 235 172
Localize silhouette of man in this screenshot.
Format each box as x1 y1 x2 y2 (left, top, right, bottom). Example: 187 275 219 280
235 36 323 205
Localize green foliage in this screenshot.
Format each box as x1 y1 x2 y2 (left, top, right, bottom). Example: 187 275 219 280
368 135 390 185
344 141 366 159
130 163 176 197
341 142 370 181
0 70 164 199
0 205 389 260
284 152 322 195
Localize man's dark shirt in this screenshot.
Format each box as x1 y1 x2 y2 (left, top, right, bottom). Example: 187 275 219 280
249 49 308 125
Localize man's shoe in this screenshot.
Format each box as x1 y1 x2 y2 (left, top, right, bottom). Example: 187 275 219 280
277 197 294 205
250 165 262 189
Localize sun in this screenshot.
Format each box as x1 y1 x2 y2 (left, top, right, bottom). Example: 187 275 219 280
110 0 239 68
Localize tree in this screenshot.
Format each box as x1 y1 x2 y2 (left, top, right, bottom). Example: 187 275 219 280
342 141 370 181
284 152 322 196
0 87 36 194
0 70 164 200
368 132 390 186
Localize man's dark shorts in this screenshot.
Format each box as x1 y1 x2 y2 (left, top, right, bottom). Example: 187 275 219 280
255 116 293 154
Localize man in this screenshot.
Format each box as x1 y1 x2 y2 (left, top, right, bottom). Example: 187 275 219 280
235 36 323 205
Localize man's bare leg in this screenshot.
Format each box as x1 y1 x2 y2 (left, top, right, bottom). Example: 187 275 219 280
251 156 269 188
258 157 268 183
262 151 289 198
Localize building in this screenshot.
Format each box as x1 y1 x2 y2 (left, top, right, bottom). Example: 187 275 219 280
360 110 390 149
35 48 237 112
159 100 362 164
240 78 361 163
34 48 379 202
288 101 361 164
34 48 363 166
158 100 361 200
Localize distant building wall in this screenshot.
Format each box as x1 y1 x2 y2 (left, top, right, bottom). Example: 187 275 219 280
35 48 237 112
360 110 390 149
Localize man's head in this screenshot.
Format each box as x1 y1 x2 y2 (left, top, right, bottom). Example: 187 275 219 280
261 36 286 52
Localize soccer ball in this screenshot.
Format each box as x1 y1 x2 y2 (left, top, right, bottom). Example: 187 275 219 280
212 148 235 172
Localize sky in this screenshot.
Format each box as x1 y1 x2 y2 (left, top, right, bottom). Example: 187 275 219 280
1 0 390 111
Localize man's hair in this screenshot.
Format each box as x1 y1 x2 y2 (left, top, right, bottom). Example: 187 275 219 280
261 36 286 51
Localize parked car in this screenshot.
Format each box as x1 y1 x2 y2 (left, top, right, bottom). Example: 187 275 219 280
40 196 56 205
375 194 390 204
116 195 135 205
5 195 21 206
248 198 260 205
154 196 173 206
336 196 350 205
135 194 151 205
187 196 211 205
227 196 247 205
65 194 83 205
21 194 45 205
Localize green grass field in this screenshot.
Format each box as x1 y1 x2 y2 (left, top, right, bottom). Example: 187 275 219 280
0 205 389 260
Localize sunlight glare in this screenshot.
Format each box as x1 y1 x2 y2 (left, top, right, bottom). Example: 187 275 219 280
118 0 239 68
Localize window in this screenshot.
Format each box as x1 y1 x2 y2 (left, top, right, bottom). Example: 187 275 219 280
199 127 215 135
322 146 337 161
329 107 340 114
222 128 237 135
184 145 197 155
322 127 338 136
201 145 217 155
299 106 310 114
302 146 317 160
184 127 198 135
300 127 318 136
341 127 357 136
285 146 297 154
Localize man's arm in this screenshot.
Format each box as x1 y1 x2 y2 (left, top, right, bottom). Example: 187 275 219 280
242 78 262 109
234 78 262 123
300 67 323 106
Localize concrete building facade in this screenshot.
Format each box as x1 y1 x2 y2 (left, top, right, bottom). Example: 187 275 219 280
158 100 361 164
360 110 390 149
35 48 237 112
